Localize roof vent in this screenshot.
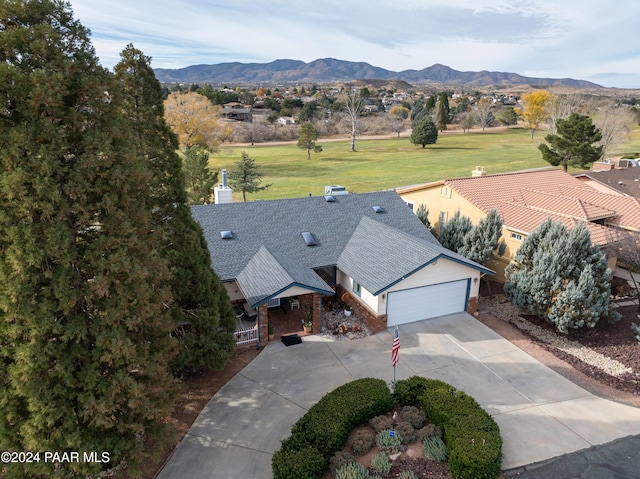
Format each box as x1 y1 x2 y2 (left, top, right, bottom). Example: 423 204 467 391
324 195 336 202
301 231 316 246
372 205 385 213
220 230 233 239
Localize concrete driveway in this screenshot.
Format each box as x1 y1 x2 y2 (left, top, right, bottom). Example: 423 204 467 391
157 313 640 479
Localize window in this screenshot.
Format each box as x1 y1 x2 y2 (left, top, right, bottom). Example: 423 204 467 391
439 211 448 225
510 232 523 241
440 186 451 198
353 281 362 297
405 201 414 211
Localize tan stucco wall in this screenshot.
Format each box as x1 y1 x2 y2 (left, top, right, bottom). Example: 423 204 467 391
399 186 486 233
399 185 514 281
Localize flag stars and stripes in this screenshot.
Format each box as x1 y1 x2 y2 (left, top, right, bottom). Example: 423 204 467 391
391 327 400 366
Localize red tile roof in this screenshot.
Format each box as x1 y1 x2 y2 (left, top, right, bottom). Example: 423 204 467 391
395 168 640 247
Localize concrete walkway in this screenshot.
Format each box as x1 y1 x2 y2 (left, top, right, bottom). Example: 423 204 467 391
157 313 640 479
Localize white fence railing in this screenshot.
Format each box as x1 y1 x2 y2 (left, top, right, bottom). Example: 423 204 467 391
235 325 258 345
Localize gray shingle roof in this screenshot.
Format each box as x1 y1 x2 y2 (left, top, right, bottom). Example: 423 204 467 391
191 191 489 305
237 246 334 307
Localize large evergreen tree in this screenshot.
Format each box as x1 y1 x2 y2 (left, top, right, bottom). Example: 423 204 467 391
504 219 619 333
410 115 438 148
0 2 175 476
538 113 603 171
113 45 236 376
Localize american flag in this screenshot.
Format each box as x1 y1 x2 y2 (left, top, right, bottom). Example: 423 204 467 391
391 327 400 366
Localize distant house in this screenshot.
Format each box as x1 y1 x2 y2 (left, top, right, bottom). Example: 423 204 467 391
397 168 635 281
277 116 296 125
191 189 491 346
222 102 252 122
574 162 640 199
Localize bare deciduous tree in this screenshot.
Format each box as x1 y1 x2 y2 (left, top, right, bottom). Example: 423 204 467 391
594 101 636 158
342 88 365 151
547 94 584 134
475 98 494 131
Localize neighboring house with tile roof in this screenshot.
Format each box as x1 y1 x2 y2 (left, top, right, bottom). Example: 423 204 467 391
191 190 492 346
397 168 635 281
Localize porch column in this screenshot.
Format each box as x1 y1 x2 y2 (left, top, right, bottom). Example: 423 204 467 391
258 303 269 345
312 292 321 334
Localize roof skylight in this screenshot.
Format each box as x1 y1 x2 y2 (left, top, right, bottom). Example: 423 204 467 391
372 205 385 213
301 231 317 246
324 195 336 202
220 230 233 239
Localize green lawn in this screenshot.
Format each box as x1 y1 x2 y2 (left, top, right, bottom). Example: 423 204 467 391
209 125 640 201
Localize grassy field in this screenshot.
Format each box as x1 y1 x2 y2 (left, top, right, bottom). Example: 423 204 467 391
209 125 640 201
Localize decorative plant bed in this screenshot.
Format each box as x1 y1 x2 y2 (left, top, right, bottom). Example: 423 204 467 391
272 376 502 479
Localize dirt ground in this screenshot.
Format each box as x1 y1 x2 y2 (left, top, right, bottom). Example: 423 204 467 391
112 346 260 479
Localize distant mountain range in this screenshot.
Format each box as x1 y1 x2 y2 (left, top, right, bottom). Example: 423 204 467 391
154 58 602 88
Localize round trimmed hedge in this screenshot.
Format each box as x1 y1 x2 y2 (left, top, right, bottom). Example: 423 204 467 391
272 376 502 479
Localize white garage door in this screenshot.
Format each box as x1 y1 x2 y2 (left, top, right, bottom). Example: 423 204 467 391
387 279 469 326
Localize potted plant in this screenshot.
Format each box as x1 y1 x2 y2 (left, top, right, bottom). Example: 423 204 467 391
268 323 275 341
302 310 313 333
344 304 353 317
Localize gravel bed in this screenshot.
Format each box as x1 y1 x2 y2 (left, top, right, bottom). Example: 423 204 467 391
483 296 634 377
319 309 372 340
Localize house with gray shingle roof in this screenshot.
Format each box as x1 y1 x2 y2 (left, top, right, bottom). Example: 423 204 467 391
191 190 491 346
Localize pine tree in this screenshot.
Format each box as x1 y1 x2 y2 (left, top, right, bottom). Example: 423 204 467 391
0 2 175 476
435 92 449 131
182 146 218 204
415 204 431 230
114 45 236 376
538 113 603 171
228 151 272 202
437 211 472 252
458 210 506 266
504 219 619 333
410 116 438 148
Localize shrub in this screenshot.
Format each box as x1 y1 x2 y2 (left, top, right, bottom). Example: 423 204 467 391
398 472 418 479
287 378 393 458
348 429 376 456
335 462 370 479
371 452 391 474
272 378 393 479
369 414 394 433
376 429 402 452
395 421 417 445
401 405 426 429
272 445 325 479
419 378 502 479
423 436 448 461
416 423 443 443
395 376 431 406
329 451 357 477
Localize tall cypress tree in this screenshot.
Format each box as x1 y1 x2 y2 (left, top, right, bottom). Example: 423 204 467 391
114 45 236 376
0 2 175 477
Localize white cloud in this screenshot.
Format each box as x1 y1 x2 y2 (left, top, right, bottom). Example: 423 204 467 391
69 0 640 88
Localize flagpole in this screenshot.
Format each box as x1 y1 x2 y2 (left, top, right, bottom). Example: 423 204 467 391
391 325 399 394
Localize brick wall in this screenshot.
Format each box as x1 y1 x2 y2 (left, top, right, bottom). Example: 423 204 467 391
336 285 388 333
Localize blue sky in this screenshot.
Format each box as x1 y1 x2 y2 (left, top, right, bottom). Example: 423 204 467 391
71 0 640 89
